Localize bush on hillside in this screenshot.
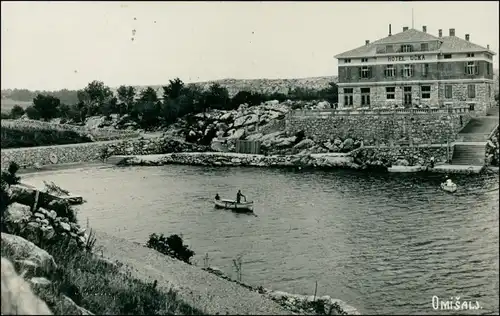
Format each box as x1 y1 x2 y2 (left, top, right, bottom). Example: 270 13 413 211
25 105 41 120
9 105 25 119
146 233 195 264
0 126 93 148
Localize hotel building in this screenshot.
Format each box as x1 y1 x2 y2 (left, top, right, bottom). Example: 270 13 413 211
334 25 496 116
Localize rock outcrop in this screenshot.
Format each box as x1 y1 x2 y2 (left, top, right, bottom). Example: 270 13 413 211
1 257 53 315
486 126 499 166
112 152 358 170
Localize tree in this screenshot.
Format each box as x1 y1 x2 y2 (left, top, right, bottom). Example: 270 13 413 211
9 105 25 119
162 78 185 100
134 87 161 128
203 83 229 110
32 94 60 120
116 85 136 115
80 80 114 116
318 82 339 104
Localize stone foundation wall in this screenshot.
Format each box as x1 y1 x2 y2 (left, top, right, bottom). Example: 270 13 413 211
286 112 471 145
353 144 453 167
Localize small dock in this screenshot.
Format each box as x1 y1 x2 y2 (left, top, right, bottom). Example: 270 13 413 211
387 166 426 173
430 164 484 174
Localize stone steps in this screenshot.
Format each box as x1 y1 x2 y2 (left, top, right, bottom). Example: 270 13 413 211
451 144 486 165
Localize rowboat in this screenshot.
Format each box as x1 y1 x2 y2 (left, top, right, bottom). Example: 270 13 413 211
214 199 254 212
441 182 457 193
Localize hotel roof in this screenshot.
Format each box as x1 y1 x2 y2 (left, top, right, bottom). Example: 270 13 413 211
334 28 495 59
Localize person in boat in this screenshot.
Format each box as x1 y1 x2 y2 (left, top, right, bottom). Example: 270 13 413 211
215 193 220 201
445 178 455 187
236 190 246 203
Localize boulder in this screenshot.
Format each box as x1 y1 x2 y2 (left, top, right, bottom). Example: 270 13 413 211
61 296 94 315
227 128 245 140
1 258 53 315
1 233 57 276
3 203 32 233
342 138 355 151
293 139 315 149
317 101 330 109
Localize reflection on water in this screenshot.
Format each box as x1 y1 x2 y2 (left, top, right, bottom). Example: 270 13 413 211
23 165 499 315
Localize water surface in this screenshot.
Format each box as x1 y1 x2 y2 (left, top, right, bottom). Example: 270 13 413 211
23 165 499 315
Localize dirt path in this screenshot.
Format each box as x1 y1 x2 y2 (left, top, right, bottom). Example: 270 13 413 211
94 231 291 315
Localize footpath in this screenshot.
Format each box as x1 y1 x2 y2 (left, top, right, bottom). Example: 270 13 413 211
94 230 291 315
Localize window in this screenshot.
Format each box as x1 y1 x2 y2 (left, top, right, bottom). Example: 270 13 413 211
401 44 413 52
344 59 351 63
386 87 395 100
386 45 394 53
467 84 475 98
420 43 429 51
466 53 475 58
422 63 429 77
445 85 452 99
421 86 431 99
489 85 491 97
359 66 371 78
361 88 370 106
344 88 353 106
443 54 452 59
403 64 414 77
385 64 395 77
361 58 368 62
487 63 491 75
465 61 478 75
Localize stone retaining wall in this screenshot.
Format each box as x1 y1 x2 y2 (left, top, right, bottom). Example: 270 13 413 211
287 111 471 145
1 137 209 170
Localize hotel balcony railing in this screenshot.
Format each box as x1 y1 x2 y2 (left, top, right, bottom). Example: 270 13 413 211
289 106 470 117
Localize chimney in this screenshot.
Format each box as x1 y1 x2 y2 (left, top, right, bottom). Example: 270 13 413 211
465 34 470 41
365 40 370 45
422 26 427 33
438 29 442 37
487 44 490 49
389 24 392 36
449 28 455 36
403 26 409 32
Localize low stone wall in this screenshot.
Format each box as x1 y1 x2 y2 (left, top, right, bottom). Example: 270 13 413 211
1 137 209 170
352 144 453 168
286 110 471 145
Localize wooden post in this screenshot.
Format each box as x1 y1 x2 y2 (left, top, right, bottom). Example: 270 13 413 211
32 190 40 212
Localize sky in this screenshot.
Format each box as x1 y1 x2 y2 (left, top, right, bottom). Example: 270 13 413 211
1 1 499 91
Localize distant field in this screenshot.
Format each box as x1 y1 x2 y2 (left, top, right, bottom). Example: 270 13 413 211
1 98 32 113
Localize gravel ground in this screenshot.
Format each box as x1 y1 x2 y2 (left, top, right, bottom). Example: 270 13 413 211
94 230 292 315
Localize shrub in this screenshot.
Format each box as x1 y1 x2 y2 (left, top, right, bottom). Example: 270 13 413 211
10 105 25 119
25 105 41 120
146 233 195 264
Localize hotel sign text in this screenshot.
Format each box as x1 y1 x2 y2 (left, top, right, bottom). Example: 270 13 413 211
387 55 426 62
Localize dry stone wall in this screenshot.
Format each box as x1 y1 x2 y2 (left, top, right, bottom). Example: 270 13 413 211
1 137 208 170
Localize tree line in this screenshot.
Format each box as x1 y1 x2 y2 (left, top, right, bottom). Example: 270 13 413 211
4 79 339 130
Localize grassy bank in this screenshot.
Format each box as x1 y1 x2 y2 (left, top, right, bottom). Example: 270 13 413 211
0 124 92 149
1 238 203 315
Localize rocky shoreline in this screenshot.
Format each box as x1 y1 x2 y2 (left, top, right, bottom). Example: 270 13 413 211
109 152 360 170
